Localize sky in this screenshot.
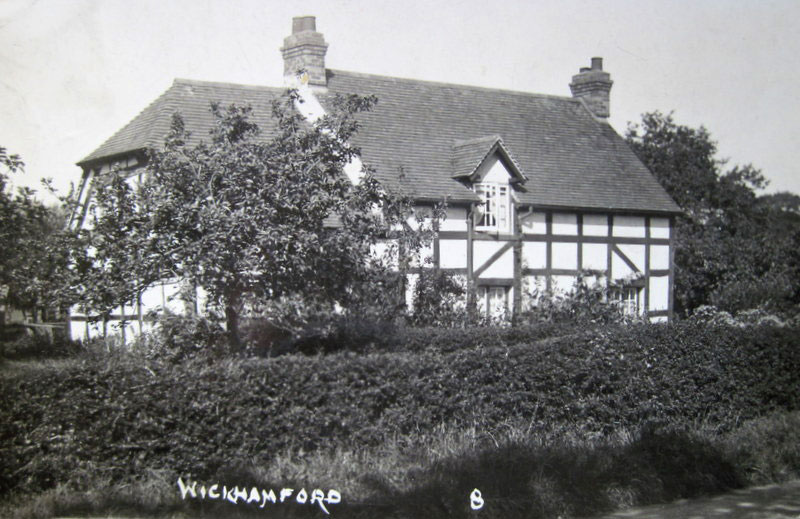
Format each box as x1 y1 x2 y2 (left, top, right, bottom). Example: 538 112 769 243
1 0 799 202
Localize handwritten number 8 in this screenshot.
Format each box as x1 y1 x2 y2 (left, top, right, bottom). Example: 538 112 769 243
470 488 484 510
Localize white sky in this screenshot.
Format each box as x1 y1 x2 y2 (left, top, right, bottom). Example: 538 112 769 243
1 0 799 202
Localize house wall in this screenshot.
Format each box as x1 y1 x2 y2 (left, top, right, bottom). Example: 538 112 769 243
434 208 674 321
68 280 187 342
73 151 674 341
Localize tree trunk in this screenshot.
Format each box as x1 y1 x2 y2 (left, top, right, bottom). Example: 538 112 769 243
225 292 242 352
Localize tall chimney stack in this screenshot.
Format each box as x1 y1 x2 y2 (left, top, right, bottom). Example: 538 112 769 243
569 57 613 119
281 16 328 87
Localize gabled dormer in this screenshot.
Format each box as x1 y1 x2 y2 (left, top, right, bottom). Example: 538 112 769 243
452 136 526 233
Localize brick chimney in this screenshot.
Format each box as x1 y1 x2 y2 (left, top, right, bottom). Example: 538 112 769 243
569 57 613 119
281 16 328 87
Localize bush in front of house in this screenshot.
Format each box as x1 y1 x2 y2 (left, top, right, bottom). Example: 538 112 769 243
0 329 82 360
133 311 228 362
1 320 799 502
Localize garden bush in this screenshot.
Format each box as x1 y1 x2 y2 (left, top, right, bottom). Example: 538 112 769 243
135 311 227 362
1 330 81 360
1 320 799 503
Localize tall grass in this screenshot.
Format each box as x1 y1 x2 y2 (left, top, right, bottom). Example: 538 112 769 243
4 412 800 519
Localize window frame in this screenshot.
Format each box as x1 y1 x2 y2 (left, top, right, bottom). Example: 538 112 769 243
475 182 511 233
610 285 642 316
478 285 509 318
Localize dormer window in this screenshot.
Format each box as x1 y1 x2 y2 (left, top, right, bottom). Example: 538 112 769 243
476 182 510 232
451 135 525 234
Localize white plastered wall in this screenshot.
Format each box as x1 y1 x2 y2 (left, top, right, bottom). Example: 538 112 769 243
552 213 578 235
649 276 669 312
583 214 608 236
440 240 467 269
522 242 546 269
475 154 511 184
582 243 607 271
650 217 670 239
552 242 578 270
612 216 646 237
473 241 514 279
440 207 468 232
616 244 646 274
521 212 546 234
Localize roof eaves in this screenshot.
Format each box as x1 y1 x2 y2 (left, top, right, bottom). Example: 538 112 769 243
451 135 527 185
494 139 528 183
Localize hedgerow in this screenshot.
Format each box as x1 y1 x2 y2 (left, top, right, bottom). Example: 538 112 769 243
1 321 798 502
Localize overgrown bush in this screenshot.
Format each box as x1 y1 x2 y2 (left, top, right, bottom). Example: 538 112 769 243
409 269 468 327
1 329 81 360
1 321 799 504
242 312 399 356
689 304 799 327
394 322 568 353
135 311 227 362
521 274 634 326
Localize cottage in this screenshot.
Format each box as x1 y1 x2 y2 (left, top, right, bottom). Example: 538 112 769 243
70 16 680 339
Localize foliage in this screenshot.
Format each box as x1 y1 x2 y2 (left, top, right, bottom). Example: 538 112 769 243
83 93 435 347
0 329 80 360
76 170 160 325
2 321 799 503
626 112 800 315
4 411 800 519
688 304 797 328
134 311 227 362
0 146 75 321
521 273 633 326
409 268 467 327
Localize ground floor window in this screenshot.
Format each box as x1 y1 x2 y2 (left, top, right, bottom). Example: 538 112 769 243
478 286 508 318
610 286 642 316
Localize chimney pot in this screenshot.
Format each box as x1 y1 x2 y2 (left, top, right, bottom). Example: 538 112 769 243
591 57 603 71
292 16 316 34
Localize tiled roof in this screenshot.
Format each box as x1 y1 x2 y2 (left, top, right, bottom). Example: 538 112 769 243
452 135 526 183
79 80 286 164
79 71 680 214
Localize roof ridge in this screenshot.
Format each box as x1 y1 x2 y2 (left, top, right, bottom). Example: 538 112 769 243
172 77 287 93
328 69 579 102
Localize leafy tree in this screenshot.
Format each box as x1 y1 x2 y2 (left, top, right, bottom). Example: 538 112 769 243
0 147 76 324
626 112 800 315
85 91 434 347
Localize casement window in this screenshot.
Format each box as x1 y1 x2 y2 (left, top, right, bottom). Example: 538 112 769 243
478 286 508 318
475 182 511 232
611 286 641 316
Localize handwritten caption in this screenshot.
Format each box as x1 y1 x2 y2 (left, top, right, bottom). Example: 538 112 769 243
470 488 484 510
178 477 341 515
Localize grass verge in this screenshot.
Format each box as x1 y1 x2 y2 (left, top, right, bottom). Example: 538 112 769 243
2 412 800 519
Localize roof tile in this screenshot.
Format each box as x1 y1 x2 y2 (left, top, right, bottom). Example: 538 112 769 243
79 71 680 214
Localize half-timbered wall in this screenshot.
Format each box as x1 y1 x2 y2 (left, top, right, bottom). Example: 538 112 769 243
433 208 674 322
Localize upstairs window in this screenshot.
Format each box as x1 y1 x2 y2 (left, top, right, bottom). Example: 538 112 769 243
476 182 510 232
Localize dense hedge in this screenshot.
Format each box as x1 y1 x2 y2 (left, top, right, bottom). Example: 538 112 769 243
1 321 799 499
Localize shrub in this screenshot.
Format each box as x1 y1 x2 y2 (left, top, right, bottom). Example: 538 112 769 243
1 329 81 360
521 273 634 326
409 269 468 327
135 311 227 362
711 270 797 315
1 321 799 504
